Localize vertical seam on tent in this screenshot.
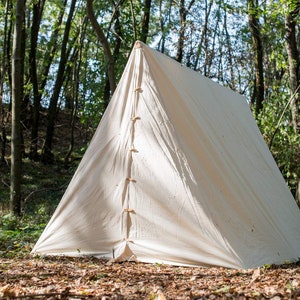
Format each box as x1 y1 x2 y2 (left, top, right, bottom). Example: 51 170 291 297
123 45 143 244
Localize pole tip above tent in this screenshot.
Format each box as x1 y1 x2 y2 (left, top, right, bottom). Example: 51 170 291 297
134 41 143 49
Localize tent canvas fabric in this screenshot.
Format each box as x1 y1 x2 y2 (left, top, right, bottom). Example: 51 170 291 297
32 41 300 269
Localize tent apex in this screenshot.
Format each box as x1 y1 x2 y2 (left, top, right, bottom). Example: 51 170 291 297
134 41 143 49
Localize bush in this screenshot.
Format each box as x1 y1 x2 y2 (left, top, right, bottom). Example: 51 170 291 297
256 91 300 198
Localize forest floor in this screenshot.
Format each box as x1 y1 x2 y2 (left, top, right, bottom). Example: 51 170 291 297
0 255 300 300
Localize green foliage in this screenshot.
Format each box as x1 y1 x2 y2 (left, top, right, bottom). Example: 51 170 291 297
256 91 300 197
0 210 47 258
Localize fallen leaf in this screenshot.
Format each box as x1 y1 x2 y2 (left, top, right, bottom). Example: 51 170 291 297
249 267 261 285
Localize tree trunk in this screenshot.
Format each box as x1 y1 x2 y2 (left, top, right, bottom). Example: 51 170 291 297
103 0 123 107
140 0 152 43
223 9 235 90
129 0 138 42
296 181 300 208
41 0 76 164
193 0 213 71
10 0 26 215
206 3 221 77
285 2 300 134
248 0 264 114
31 0 66 158
86 0 116 94
175 0 195 63
0 0 11 163
175 0 186 63
158 0 166 53
64 16 87 163
29 0 45 160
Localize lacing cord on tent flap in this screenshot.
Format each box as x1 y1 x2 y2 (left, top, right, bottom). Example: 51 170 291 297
126 177 136 183
134 87 143 93
129 147 138 153
124 208 135 213
131 116 140 122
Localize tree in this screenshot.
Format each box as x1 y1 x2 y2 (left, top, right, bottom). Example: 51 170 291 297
285 0 300 134
284 0 300 202
10 0 26 215
248 0 264 114
140 0 152 43
41 0 76 164
0 0 11 163
191 0 214 74
175 0 196 63
1 0 300 213
86 0 116 95
28 0 45 160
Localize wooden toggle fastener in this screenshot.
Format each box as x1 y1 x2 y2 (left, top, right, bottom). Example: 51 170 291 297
126 177 136 183
131 116 141 122
134 87 143 92
124 208 135 213
129 147 138 153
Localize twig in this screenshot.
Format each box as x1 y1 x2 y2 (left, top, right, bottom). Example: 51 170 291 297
23 185 66 204
1 179 9 188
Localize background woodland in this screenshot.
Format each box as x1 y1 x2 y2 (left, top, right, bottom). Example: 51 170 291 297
0 0 300 218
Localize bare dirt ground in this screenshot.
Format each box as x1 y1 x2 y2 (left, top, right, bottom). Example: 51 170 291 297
0 256 299 299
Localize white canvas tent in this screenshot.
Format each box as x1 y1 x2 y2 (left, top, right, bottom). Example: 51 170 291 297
32 41 300 269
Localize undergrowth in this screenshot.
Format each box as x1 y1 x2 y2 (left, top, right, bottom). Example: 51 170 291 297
0 109 89 259
0 158 78 258
0 212 46 258
0 151 83 259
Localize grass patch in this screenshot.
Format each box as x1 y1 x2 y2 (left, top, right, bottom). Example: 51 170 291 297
0 212 46 258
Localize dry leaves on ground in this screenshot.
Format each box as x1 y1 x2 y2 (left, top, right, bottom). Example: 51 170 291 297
0 256 299 299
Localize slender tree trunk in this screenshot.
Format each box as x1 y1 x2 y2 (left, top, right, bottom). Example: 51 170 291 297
10 0 26 215
158 0 166 53
157 0 173 53
64 16 87 163
87 0 116 94
0 0 11 163
175 0 186 63
41 0 76 163
103 0 123 107
285 2 300 204
20 8 27 158
31 0 67 157
140 0 152 43
285 2 300 134
64 69 77 165
129 0 138 42
223 9 235 90
206 3 220 77
193 0 213 71
248 0 264 114
29 0 45 160
6 1 13 107
175 0 195 63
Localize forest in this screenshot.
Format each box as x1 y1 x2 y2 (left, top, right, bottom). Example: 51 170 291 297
0 0 300 299
0 0 299 215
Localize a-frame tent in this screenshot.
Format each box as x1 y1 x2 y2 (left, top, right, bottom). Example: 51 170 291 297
32 41 300 269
